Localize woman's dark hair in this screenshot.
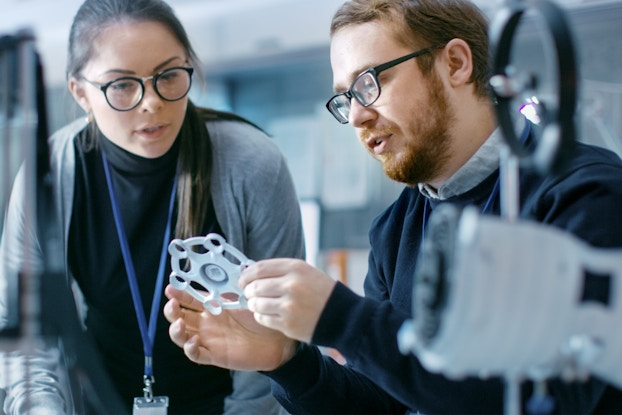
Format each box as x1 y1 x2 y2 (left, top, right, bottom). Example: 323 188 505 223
68 0 214 239
330 0 491 98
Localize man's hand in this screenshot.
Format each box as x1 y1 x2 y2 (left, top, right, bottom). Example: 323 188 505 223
164 285 298 371
240 258 337 343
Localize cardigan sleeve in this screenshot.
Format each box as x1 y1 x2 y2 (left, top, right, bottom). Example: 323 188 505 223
207 120 306 415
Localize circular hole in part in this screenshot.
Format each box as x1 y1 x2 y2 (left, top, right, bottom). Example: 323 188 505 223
201 263 228 284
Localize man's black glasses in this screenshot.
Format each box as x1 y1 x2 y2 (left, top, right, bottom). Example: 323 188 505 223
326 45 443 124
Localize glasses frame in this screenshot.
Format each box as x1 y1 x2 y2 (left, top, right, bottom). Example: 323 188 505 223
82 66 194 112
326 45 443 124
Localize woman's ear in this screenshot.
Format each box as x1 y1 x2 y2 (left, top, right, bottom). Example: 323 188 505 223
441 38 473 88
68 77 91 113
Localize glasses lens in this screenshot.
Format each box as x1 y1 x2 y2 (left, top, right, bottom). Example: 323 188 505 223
352 72 380 107
155 67 192 101
106 79 142 111
328 95 351 124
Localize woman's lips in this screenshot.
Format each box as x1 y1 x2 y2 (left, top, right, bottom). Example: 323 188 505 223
135 124 167 139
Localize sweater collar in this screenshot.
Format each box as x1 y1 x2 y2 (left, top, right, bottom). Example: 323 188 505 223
97 128 179 176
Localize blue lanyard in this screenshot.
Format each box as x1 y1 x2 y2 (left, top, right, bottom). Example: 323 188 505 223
101 151 177 378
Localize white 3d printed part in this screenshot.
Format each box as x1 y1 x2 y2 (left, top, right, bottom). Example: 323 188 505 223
168 233 253 315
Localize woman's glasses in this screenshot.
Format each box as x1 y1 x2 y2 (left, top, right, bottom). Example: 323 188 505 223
82 66 194 111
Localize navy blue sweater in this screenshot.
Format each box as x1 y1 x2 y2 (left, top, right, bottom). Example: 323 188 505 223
266 141 622 414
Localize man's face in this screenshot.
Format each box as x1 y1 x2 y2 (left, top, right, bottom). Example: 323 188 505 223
329 21 454 186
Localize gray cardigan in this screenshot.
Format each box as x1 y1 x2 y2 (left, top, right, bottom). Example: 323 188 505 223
1 117 305 414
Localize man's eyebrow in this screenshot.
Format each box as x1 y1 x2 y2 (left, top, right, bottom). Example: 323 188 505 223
333 65 375 93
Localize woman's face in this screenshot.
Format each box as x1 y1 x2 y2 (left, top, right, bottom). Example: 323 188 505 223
69 20 190 158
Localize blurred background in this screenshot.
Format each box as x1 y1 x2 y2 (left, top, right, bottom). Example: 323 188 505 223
1 0 621 293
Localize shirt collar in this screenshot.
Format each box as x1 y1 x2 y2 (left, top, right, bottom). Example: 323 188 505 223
419 127 505 200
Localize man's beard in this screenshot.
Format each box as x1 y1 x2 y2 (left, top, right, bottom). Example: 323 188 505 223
383 71 453 186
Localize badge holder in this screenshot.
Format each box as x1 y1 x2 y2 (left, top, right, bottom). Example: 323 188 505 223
133 375 169 415
168 233 253 315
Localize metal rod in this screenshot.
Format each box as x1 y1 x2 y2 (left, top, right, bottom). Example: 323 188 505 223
500 144 520 222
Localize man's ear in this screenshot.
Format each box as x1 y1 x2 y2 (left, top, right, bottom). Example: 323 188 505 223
68 77 91 113
441 38 473 88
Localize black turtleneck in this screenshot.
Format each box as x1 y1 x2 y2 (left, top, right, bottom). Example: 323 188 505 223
68 130 229 414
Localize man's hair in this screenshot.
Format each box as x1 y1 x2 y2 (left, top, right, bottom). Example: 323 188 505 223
330 0 491 97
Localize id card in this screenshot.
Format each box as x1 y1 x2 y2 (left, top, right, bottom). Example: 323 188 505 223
133 396 169 415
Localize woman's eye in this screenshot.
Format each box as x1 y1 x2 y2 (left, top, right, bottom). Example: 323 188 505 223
110 80 137 91
159 70 180 83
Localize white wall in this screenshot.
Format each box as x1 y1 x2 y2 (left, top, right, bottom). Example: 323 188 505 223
0 0 567 87
0 0 344 86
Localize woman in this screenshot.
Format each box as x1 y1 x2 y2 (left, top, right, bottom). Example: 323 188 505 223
0 0 305 413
